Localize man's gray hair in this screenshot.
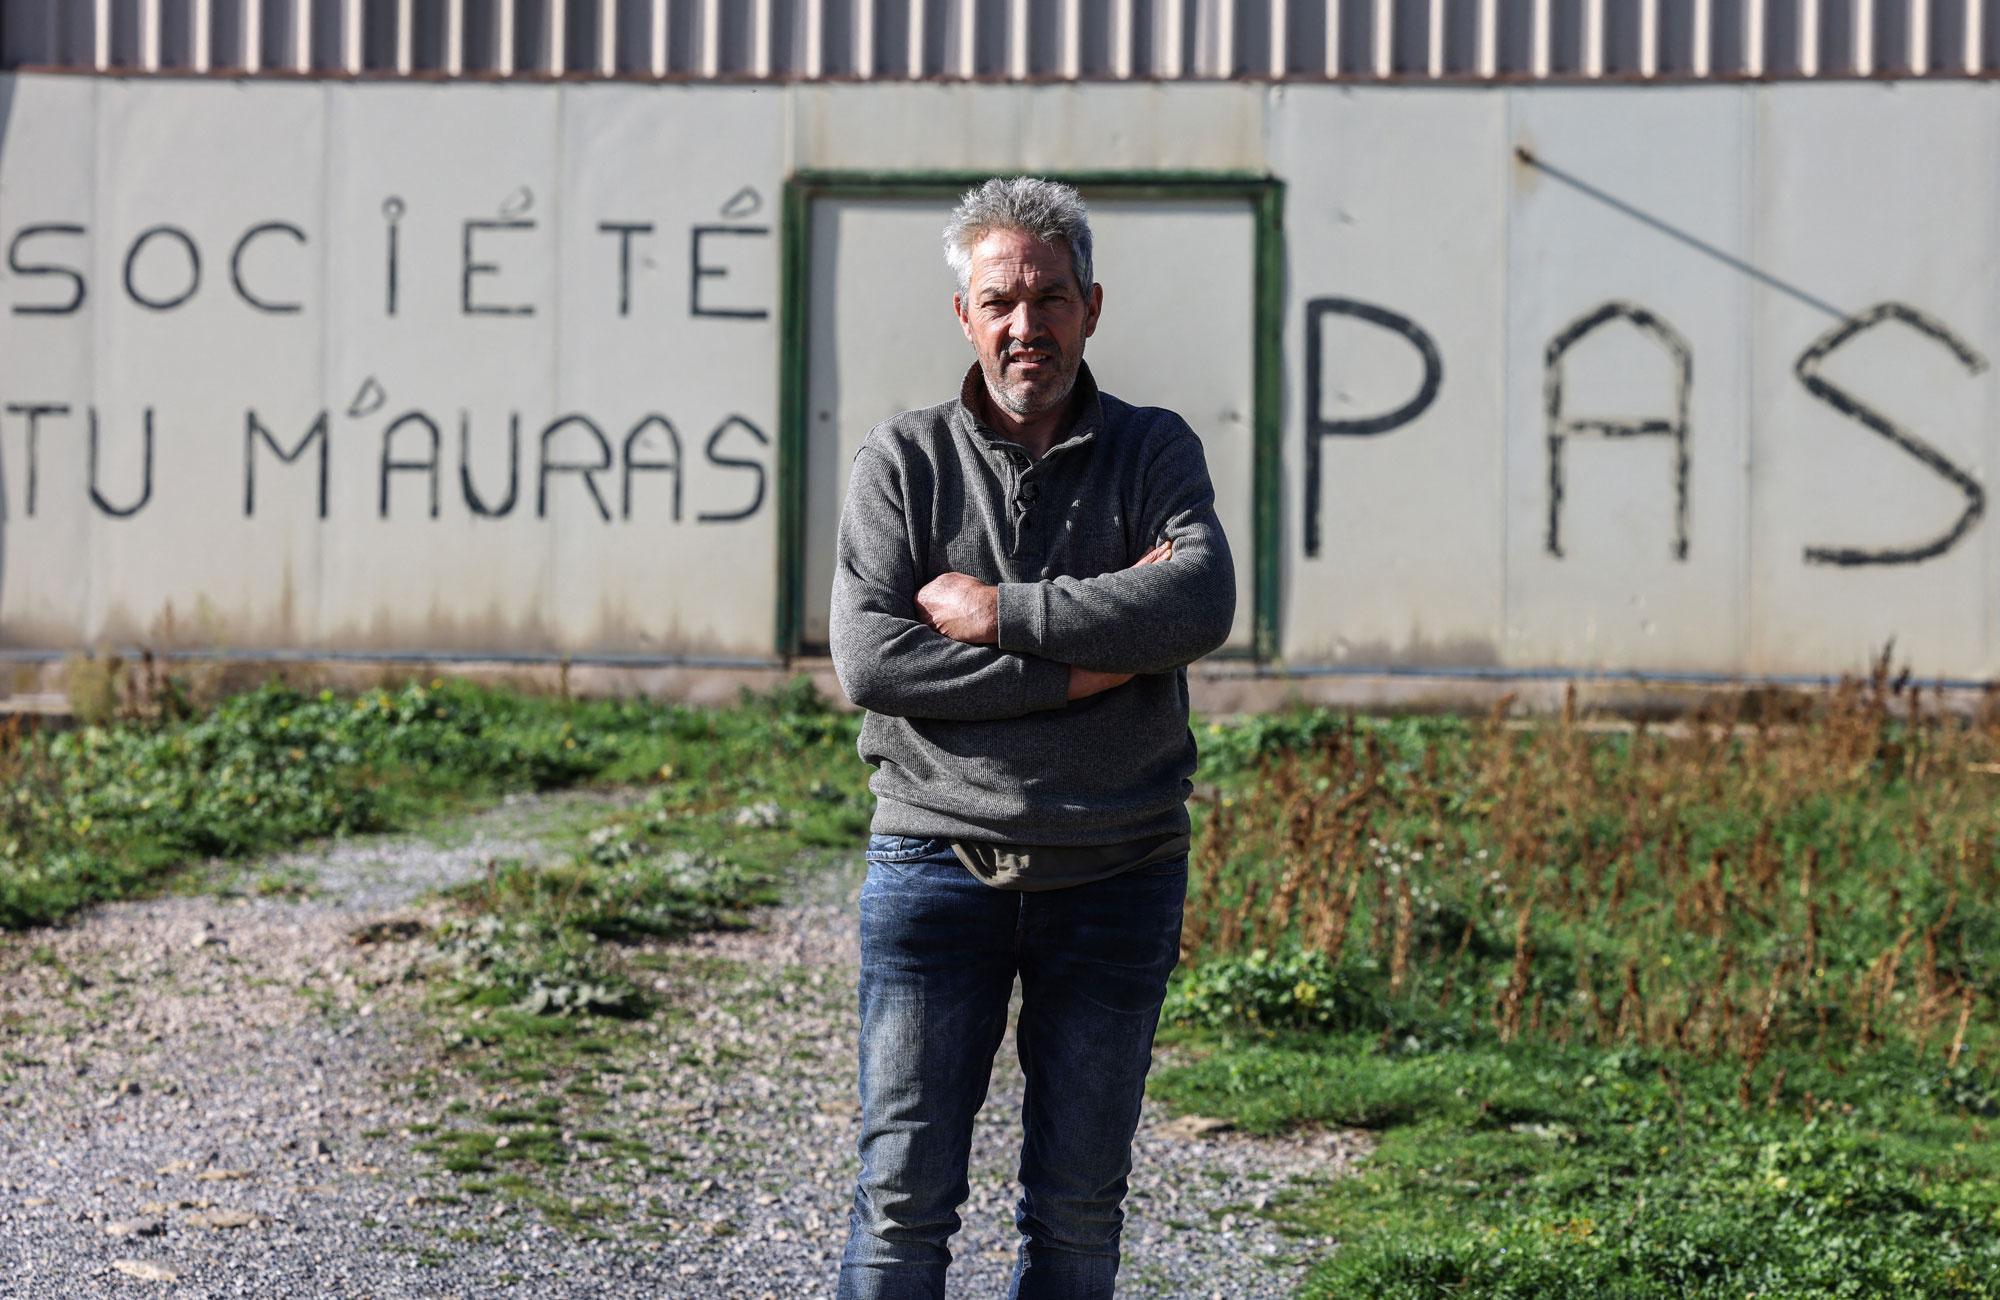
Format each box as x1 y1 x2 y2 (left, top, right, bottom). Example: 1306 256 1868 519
941 177 1094 299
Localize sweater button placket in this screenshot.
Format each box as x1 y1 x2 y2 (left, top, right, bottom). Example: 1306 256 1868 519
1006 456 1033 555
1000 449 1023 557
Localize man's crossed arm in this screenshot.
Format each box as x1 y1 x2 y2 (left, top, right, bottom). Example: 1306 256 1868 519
918 429 1236 677
827 431 1235 723
911 538 1178 701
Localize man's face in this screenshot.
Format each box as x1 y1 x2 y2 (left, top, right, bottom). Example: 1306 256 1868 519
954 227 1103 422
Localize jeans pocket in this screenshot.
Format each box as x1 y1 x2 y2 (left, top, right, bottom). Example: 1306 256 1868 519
864 833 951 863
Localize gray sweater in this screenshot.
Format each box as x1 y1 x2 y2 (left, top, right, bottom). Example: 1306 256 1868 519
828 359 1236 848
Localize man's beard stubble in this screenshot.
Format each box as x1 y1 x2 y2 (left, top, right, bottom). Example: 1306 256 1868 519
984 341 1081 421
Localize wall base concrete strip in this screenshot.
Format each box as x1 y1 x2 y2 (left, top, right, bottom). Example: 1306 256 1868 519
5 657 1993 722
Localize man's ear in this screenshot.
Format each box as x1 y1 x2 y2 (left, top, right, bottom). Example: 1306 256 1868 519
1082 282 1103 339
954 292 976 345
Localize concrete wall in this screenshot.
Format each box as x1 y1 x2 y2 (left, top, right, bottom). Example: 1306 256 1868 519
2 75 1996 682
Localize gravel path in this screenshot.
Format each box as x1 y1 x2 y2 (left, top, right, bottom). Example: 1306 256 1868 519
0 792 1365 1298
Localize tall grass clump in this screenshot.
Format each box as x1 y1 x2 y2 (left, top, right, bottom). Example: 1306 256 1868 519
1179 661 2000 1072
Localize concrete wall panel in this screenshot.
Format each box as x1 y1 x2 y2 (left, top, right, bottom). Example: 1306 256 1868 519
92 81 327 650
0 76 97 648
553 86 783 658
1747 84 1998 679
1502 88 1751 672
320 84 563 655
1271 88 1509 670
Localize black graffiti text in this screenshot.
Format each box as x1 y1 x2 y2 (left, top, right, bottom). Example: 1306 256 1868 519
1302 295 1989 569
0 402 156 519
1301 297 1443 559
0 199 772 321
0 403 767 525
1543 302 1692 562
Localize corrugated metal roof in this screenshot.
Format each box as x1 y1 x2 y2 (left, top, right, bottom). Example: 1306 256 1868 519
1 0 1992 80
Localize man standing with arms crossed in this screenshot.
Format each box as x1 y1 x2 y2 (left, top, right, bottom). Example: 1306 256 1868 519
828 176 1236 1299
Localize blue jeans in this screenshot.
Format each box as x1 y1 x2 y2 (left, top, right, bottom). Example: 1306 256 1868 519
836 833 1188 1300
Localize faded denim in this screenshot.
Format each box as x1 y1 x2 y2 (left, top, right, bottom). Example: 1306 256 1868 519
835 833 1188 1300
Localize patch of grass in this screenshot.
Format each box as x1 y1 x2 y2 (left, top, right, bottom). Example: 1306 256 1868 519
414 1122 569 1174
246 864 321 900
486 1095 562 1125
0 681 564 927
1158 666 2000 1297
575 1129 653 1159
406 680 871 1033
0 671 871 931
1155 1033 2000 1298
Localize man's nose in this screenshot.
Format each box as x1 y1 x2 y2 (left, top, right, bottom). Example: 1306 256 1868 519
1007 302 1046 342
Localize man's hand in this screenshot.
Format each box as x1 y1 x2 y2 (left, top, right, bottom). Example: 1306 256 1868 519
914 572 1000 644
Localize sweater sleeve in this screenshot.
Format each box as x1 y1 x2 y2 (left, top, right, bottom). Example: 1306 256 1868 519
829 443 1075 722
992 423 1236 675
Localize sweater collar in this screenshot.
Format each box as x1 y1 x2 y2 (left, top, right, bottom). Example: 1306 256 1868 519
953 358 1104 459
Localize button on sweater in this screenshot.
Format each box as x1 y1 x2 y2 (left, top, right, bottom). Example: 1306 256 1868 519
827 359 1237 871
